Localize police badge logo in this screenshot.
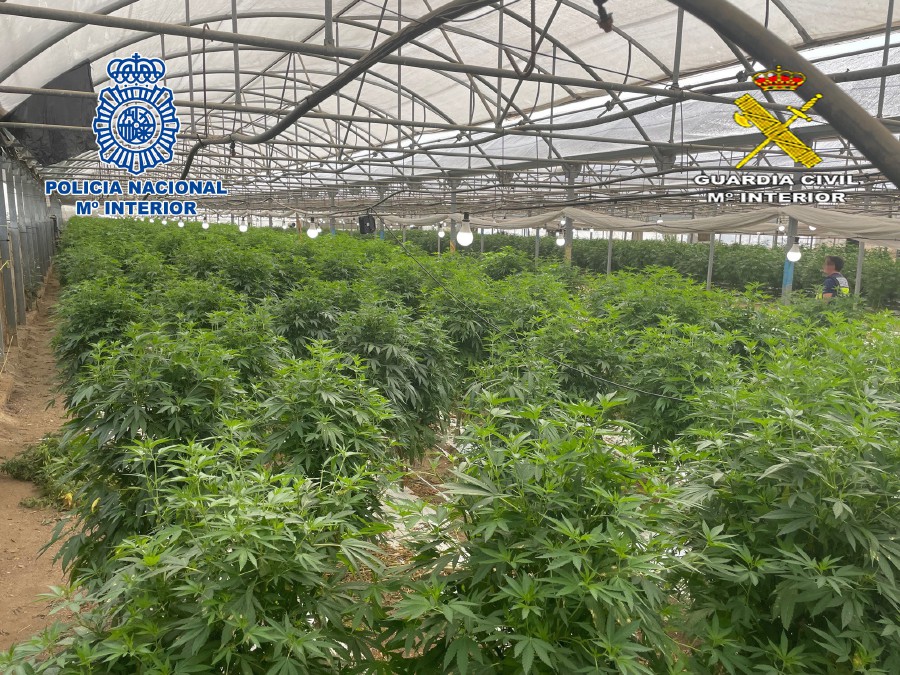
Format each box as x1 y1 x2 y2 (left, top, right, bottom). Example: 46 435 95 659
92 53 180 176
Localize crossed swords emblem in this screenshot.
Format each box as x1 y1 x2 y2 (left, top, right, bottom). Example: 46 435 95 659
733 93 824 169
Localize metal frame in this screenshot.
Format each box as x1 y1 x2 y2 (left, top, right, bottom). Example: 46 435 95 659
0 0 898 218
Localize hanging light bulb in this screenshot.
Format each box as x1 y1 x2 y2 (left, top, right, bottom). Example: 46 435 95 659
457 213 473 247
162 218 168 225
307 224 320 239
177 220 185 228
808 225 817 232
555 230 566 247
787 241 802 262
239 216 249 233
777 224 786 232
656 215 664 225
201 220 210 230
438 221 446 238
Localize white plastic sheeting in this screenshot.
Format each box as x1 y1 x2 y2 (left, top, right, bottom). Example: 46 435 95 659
1 0 899 225
382 206 900 247
1 1 897 161
3 1 895 112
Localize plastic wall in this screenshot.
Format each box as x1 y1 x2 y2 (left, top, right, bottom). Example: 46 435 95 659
0 155 61 353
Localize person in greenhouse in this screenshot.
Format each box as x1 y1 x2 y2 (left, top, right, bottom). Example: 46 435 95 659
820 255 850 300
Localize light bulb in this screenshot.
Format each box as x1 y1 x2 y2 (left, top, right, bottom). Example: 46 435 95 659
201 221 209 230
560 217 566 226
556 233 566 247
162 218 168 225
239 223 248 233
808 225 817 232
787 243 802 262
778 224 786 232
457 222 474 247
438 228 446 238
307 225 319 239
177 220 185 228
656 218 664 224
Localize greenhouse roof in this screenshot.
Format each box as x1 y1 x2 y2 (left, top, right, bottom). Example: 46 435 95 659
2 0 900 222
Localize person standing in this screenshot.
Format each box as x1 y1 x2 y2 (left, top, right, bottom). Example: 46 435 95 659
820 255 850 300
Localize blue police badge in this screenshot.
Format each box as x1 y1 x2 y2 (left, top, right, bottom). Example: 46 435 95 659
93 53 180 175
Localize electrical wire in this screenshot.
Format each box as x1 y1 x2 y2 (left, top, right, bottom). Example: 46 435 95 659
374 215 689 404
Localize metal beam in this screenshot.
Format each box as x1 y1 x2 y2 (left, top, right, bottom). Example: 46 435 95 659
0 2 769 108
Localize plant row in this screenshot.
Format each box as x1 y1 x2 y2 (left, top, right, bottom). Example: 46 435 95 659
397 229 900 308
3 217 899 674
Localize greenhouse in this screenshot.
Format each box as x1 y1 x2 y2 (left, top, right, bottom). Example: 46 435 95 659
0 1 899 673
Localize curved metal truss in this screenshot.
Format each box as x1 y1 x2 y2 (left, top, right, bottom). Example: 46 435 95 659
1 0 899 220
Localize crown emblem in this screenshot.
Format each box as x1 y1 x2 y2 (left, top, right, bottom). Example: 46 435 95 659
753 65 805 91
108 53 166 85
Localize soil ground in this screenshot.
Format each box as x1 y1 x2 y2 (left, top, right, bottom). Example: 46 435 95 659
0 273 68 651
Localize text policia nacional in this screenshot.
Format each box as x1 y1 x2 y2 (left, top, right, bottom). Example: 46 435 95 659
44 180 229 217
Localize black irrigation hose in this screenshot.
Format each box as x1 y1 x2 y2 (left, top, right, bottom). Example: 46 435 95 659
179 0 499 179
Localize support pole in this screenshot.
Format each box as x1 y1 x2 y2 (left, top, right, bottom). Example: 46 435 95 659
230 0 241 106
329 193 336 235
856 186 873 298
781 217 798 304
563 165 580 264
877 0 895 118
534 227 540 262
480 227 484 254
448 179 460 245
324 0 335 48
606 230 614 275
854 241 865 297
706 232 716 291
184 0 196 134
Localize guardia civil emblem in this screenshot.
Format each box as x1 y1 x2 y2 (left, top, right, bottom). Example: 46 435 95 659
733 66 823 170
92 53 180 175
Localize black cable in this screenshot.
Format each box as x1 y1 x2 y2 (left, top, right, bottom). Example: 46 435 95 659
375 215 689 404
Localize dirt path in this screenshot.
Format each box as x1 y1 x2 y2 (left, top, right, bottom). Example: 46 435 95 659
0 273 68 650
